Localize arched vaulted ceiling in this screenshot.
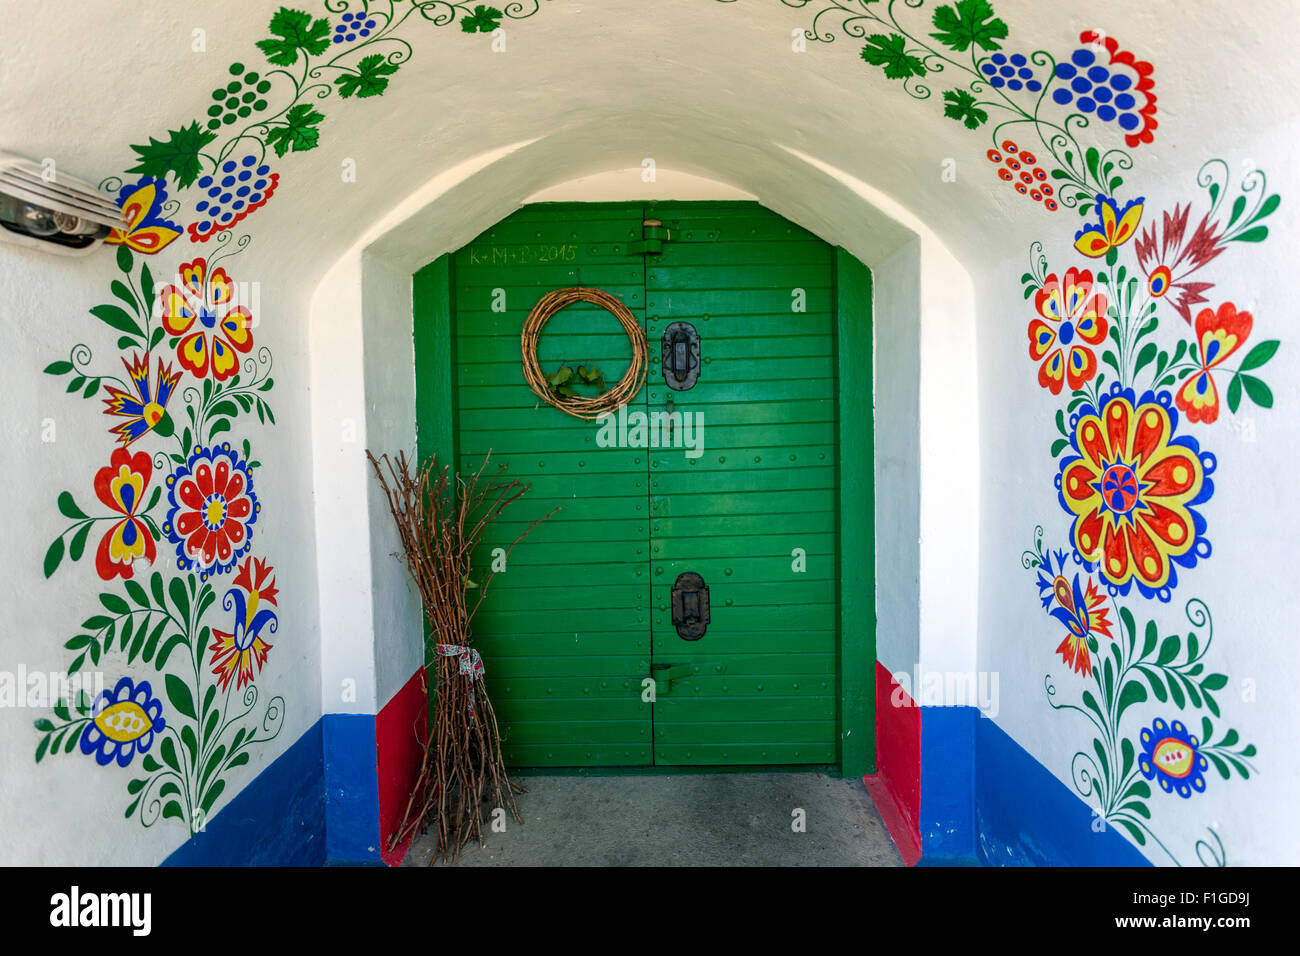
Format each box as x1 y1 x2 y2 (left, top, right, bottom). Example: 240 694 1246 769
4 0 1296 292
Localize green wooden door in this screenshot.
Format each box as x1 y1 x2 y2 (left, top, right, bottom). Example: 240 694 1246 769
644 203 839 766
429 201 845 770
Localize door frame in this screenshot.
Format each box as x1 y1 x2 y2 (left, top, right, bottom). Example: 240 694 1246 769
413 202 877 777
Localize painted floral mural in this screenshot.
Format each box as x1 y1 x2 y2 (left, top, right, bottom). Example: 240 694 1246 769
31 0 1276 864
778 0 1278 865
35 1 553 835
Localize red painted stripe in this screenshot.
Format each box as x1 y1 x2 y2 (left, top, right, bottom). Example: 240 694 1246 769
863 661 921 866
376 668 429 866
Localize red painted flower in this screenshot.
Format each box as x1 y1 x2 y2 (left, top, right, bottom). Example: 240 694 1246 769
1135 204 1226 323
1175 303 1253 424
92 448 156 580
158 257 254 381
164 443 260 580
1036 549 1114 676
209 556 278 691
1028 268 1109 394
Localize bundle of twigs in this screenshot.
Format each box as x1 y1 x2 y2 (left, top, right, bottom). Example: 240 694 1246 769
367 449 556 863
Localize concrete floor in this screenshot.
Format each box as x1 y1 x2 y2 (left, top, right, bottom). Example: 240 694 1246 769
404 772 904 866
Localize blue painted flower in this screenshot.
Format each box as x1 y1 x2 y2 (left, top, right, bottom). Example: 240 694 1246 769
164 443 260 580
79 677 166 767
979 52 1042 92
1055 383 1215 602
1139 718 1209 798
1035 548 1114 675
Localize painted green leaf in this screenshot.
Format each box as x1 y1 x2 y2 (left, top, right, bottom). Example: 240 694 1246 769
142 753 162 773
156 634 187 670
99 592 130 615
1156 634 1180 665
1238 339 1278 371
1115 818 1146 845
1117 680 1147 720
1141 619 1157 659
1167 673 1185 708
1141 666 1167 702
162 801 185 822
201 744 226 790
160 736 181 772
165 673 197 720
860 34 926 80
44 360 73 375
126 121 217 190
334 53 400 99
461 5 503 33
116 243 133 274
941 89 987 129
182 725 199 763
1050 438 1068 457
200 779 226 814
142 617 168 662
1226 373 1242 413
35 735 51 764
1092 737 1110 784
256 7 332 65
266 103 325 156
43 537 64 578
169 576 191 621
1234 225 1268 243
1202 673 1228 691
930 0 1007 52
90 304 144 339
124 579 150 608
1240 374 1273 408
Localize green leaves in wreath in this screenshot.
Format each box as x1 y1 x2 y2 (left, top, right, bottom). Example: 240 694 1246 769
256 7 332 65
334 54 400 99
546 363 607 399
266 103 326 156
126 121 217 190
930 0 1008 53
942 89 987 130
860 34 927 81
461 5 504 33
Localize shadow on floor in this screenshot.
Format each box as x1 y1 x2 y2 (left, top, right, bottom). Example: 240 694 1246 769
404 772 903 866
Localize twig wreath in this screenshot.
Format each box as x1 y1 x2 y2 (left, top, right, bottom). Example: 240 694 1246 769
521 287 648 420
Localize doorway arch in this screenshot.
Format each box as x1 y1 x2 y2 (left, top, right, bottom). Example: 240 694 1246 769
308 153 977 860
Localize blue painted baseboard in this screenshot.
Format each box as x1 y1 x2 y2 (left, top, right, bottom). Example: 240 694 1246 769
974 714 1151 866
919 705 978 864
918 706 1152 867
163 718 326 867
322 713 383 865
